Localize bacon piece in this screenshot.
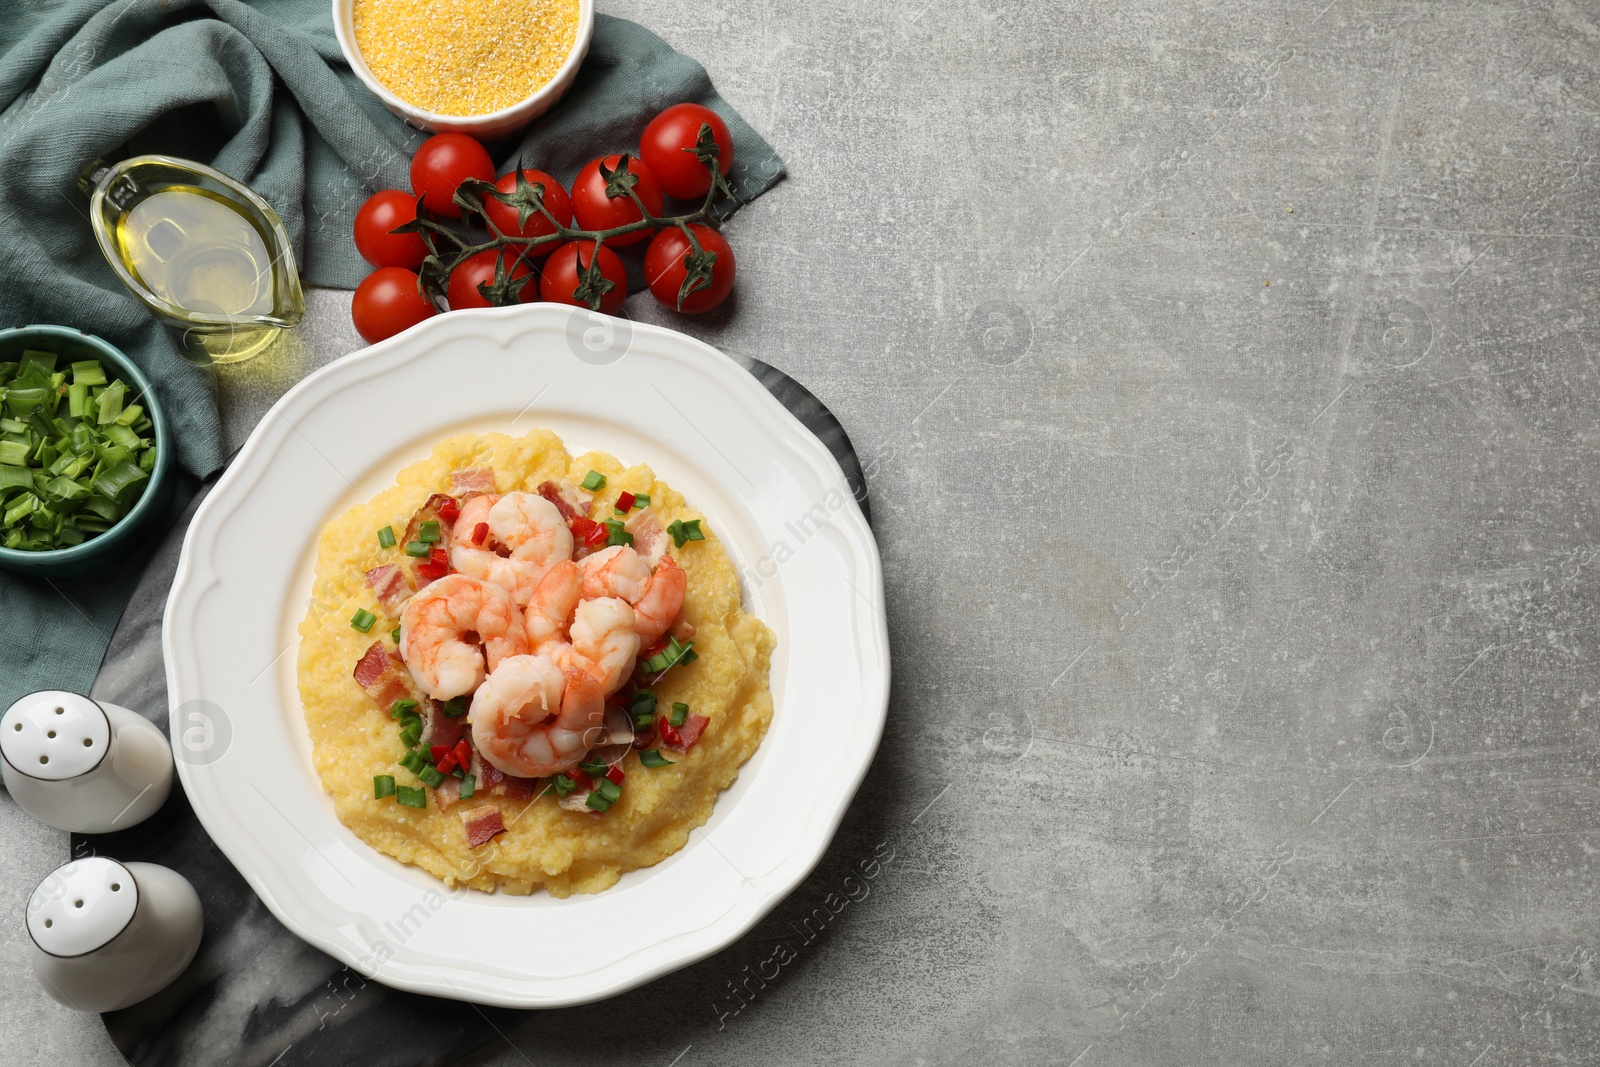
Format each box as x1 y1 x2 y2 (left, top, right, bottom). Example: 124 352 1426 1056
352 642 415 712
433 776 462 812
661 714 709 754
461 806 506 848
537 479 592 521
364 563 411 614
451 468 496 495
467 754 537 800
625 507 667 566
419 701 465 751
471 755 504 788
500 775 536 802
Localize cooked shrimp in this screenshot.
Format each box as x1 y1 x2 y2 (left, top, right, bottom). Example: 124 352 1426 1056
524 560 580 650
399 574 528 699
491 492 573 572
471 657 604 778
569 596 641 694
631 554 686 645
578 545 651 602
451 493 574 606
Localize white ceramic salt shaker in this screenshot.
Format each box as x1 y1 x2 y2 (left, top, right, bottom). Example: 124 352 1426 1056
0 690 173 832
26 857 203 1012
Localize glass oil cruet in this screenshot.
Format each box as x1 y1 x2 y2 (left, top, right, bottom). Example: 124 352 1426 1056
79 156 305 364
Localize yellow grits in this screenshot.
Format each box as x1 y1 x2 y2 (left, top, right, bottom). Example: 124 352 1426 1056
295 428 774 897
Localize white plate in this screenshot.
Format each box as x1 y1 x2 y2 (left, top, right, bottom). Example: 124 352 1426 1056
163 304 888 1007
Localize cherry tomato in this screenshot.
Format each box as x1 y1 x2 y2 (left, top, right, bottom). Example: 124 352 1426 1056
352 267 437 343
409 132 494 219
539 241 628 315
446 249 537 310
352 190 428 270
482 169 573 257
570 154 663 246
640 103 734 200
644 225 735 313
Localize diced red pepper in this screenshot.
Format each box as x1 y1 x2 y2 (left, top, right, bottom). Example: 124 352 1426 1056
427 494 461 525
416 545 450 581
436 753 459 775
606 764 625 784
453 739 472 769
569 768 594 791
430 745 450 763
615 491 636 513
570 516 606 547
641 638 668 662
472 522 489 546
657 718 682 748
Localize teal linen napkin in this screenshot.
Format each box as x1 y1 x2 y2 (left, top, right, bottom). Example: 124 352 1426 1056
0 0 784 714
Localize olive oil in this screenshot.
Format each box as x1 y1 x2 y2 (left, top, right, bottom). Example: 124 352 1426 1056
114 187 275 318
81 156 303 364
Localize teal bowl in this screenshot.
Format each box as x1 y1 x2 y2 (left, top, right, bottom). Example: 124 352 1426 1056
0 325 175 578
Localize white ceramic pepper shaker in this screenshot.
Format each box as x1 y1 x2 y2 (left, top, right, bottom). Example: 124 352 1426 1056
0 690 173 832
26 857 203 1012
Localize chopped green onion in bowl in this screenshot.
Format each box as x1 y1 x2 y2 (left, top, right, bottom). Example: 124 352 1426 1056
0 326 172 575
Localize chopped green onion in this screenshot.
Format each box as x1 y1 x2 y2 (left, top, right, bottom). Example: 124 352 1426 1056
391 626 402 644
594 778 622 803
101 423 142 451
670 701 689 727
632 710 655 730
350 609 377 633
44 476 89 502
630 689 657 714
0 467 31 492
66 382 89 418
95 379 126 425
3 385 51 417
377 525 397 548
440 697 468 718
417 764 445 787
580 470 606 491
399 724 422 748
4 494 36 526
390 698 419 718
551 774 576 797
633 493 651 506
70 360 106 386
418 520 441 543
602 519 633 547
585 792 612 812
666 518 705 548
644 638 698 675
399 749 427 774
578 758 610 777
114 404 143 427
459 774 476 798
93 459 147 501
0 440 29 466
404 540 430 557
396 785 427 809
373 774 397 799
640 749 675 768
18 349 57 378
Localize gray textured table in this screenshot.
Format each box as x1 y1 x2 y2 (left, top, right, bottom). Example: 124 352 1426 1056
7 0 1600 1063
